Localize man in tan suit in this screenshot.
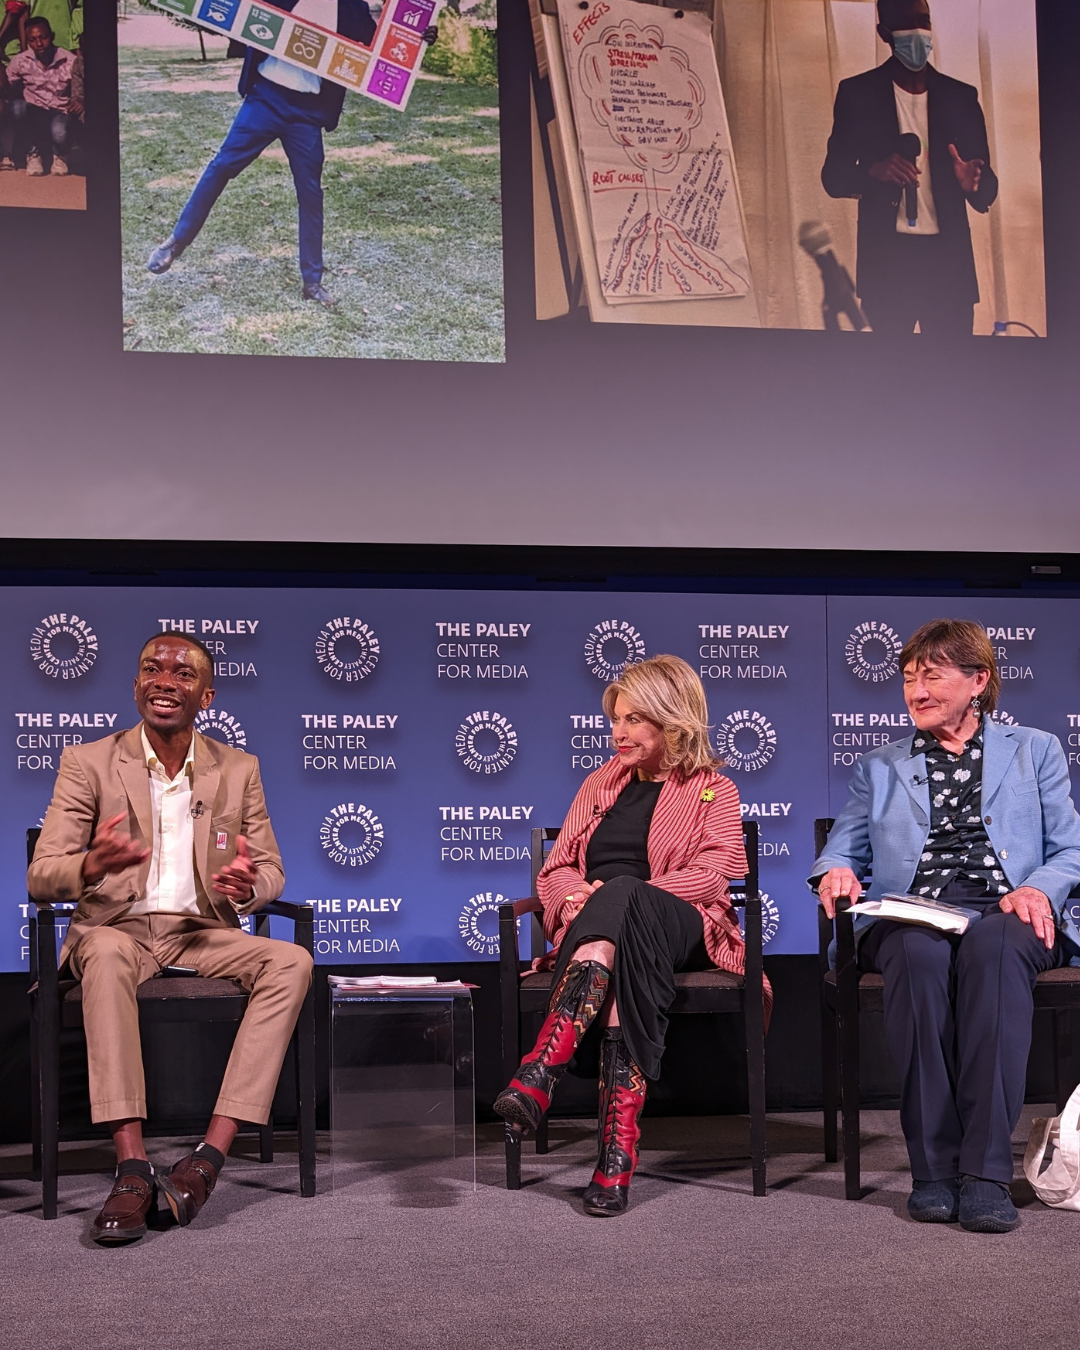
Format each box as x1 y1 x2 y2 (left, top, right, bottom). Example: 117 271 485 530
28 633 312 1244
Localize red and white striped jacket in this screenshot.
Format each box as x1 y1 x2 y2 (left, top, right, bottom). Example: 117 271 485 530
536 755 750 979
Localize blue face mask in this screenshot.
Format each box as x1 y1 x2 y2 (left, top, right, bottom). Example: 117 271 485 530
891 28 933 72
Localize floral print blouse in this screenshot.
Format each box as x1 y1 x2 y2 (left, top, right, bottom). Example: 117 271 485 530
911 721 1008 900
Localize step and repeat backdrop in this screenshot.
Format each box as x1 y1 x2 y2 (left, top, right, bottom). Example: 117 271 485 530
5 586 1080 972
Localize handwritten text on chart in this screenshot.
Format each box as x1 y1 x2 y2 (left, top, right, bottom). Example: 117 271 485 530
559 0 752 303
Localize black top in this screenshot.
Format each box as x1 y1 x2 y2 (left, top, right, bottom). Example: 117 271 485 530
585 779 664 885
911 720 1007 899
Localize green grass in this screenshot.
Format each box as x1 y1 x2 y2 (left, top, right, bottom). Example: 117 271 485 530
119 46 504 361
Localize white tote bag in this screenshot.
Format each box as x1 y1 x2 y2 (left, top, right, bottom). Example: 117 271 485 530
1023 1082 1080 1210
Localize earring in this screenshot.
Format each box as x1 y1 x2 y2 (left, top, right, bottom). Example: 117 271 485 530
970 696 981 711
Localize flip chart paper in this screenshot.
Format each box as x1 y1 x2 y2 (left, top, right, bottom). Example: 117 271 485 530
557 0 751 303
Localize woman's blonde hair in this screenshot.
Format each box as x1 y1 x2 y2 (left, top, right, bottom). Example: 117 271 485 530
601 654 719 776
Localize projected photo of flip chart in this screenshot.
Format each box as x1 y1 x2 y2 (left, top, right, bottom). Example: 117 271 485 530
557 0 750 304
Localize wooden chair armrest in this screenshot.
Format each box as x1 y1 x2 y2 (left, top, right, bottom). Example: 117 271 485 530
262 899 314 923
254 900 314 956
508 897 542 918
27 898 77 911
833 896 859 1018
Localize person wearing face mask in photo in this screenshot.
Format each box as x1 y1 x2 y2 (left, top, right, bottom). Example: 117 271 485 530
812 620 1080 1233
821 0 997 335
493 655 767 1217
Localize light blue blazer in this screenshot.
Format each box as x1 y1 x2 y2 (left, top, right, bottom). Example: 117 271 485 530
811 719 1080 954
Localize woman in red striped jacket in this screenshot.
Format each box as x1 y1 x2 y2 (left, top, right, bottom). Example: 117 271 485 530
494 654 753 1216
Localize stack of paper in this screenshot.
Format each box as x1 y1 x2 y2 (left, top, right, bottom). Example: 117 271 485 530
327 974 471 991
847 893 983 934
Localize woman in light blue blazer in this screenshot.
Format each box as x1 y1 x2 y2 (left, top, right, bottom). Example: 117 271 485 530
812 618 1080 1234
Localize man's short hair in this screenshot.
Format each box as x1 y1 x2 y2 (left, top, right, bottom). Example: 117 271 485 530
899 619 1000 713
138 634 216 682
877 0 928 30
26 17 54 36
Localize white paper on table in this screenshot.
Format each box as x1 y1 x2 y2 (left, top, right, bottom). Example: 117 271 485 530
557 0 751 304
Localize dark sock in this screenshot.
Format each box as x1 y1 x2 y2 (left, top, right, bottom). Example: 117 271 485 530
116 1157 153 1181
193 1142 226 1172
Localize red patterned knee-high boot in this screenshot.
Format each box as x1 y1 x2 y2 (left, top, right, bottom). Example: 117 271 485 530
582 1028 646 1217
494 960 611 1135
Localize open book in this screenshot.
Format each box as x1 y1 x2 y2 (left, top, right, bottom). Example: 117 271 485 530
847 893 983 935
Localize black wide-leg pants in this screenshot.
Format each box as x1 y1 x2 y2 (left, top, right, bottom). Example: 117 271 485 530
860 882 1062 1183
550 875 709 1081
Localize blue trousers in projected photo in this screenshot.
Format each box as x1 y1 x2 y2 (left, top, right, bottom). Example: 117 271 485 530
171 82 325 288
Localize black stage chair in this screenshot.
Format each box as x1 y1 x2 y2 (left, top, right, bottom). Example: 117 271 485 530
815 816 1080 1200
26 827 317 1219
498 822 767 1195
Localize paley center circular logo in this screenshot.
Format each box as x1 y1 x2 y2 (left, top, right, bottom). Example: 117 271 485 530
845 621 902 683
989 708 1017 726
30 612 98 680
715 709 777 772
194 708 248 749
584 620 646 682
315 616 380 683
739 892 781 946
455 710 518 774
320 802 384 867
458 891 509 957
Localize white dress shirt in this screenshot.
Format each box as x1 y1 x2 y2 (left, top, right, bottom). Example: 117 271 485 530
893 86 940 236
127 728 204 916
259 0 328 94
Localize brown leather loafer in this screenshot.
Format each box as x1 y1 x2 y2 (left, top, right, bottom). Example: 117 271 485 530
90 1170 156 1244
158 1153 218 1227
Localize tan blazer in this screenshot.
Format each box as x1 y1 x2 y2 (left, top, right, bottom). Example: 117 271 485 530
27 725 285 964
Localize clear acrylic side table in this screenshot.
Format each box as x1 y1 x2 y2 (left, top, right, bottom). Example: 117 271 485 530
330 987 475 1192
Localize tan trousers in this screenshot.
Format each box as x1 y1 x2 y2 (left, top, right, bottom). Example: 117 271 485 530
68 914 313 1125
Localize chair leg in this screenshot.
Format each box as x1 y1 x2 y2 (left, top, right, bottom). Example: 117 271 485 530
838 1005 862 1201
294 977 317 1197
821 1002 839 1164
258 1121 274 1164
504 1122 522 1190
40 1000 59 1220
29 997 42 1184
746 1012 767 1198
534 1117 549 1155
1054 1009 1073 1115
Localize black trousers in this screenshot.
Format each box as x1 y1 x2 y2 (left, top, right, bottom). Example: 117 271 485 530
551 875 708 1081
860 879 1062 1183
861 234 975 337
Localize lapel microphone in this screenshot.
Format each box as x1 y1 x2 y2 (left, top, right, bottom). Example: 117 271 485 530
191 800 204 819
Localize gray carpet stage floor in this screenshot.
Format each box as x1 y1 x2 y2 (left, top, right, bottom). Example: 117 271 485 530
0 1108 1075 1350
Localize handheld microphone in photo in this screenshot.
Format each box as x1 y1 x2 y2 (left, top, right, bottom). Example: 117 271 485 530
897 132 921 227
797 222 869 332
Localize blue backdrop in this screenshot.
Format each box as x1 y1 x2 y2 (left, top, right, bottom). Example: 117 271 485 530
5 587 1078 971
